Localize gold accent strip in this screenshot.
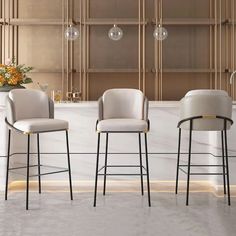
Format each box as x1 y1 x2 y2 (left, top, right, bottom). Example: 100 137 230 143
202 115 217 119
23 132 31 135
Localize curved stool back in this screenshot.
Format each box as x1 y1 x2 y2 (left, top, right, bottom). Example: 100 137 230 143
176 89 233 206
179 90 232 130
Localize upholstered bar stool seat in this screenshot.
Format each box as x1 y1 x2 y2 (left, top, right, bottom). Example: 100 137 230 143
14 118 69 133
175 89 233 206
5 89 73 210
93 88 151 207
97 119 148 132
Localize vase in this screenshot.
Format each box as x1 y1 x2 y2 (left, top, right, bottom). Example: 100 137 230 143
0 85 25 92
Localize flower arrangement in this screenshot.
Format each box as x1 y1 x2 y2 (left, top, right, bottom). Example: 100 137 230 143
0 58 33 87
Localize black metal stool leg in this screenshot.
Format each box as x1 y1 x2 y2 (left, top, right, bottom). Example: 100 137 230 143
221 131 226 195
37 134 42 194
224 124 231 206
26 134 30 210
103 133 109 195
139 133 144 196
186 121 193 206
5 130 11 201
175 128 181 194
144 133 151 207
94 133 101 207
66 130 73 200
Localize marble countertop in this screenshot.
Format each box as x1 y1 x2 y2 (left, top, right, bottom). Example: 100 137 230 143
53 100 236 108
54 101 180 108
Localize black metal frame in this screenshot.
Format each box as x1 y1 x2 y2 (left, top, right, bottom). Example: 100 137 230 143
5 118 73 210
175 115 233 206
93 126 151 207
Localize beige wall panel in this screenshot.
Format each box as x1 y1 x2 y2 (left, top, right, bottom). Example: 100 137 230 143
163 26 210 69
145 73 155 100
163 0 210 18
25 73 63 95
18 26 62 70
89 26 138 69
73 39 81 71
89 0 139 18
145 25 155 70
18 0 63 18
73 0 81 19
88 73 139 100
162 73 210 100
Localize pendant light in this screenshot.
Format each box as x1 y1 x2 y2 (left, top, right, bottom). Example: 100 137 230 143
65 25 79 41
153 24 168 41
108 24 123 41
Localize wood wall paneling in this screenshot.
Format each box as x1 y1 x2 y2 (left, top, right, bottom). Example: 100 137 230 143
0 0 235 101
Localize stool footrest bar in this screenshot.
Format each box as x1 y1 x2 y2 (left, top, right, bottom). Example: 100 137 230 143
98 173 147 176
179 164 224 167
29 169 69 177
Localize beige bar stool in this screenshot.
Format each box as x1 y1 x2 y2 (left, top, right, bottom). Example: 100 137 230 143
5 89 73 210
93 88 151 207
175 90 233 205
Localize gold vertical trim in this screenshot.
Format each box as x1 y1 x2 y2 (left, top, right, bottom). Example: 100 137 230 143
154 0 158 100
214 0 218 89
160 0 163 100
232 0 235 99
82 0 86 100
158 0 161 100
66 0 69 95
219 0 222 89
0 0 2 62
142 0 145 94
86 0 89 100
7 0 10 59
79 0 82 95
62 0 65 99
210 0 213 89
138 0 141 90
3 0 5 62
225 0 229 94
70 0 73 92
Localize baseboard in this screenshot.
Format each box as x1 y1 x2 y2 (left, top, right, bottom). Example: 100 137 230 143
4 180 236 197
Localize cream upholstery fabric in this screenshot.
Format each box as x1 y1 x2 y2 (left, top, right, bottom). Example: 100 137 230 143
6 89 68 133
180 89 232 131
8 89 50 121
13 118 68 133
102 89 144 119
185 89 228 97
97 119 148 132
97 89 149 132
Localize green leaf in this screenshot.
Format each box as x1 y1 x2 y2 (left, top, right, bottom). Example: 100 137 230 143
23 77 33 84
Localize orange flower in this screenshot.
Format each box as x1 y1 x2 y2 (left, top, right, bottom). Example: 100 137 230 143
7 77 18 85
0 75 5 86
7 66 18 74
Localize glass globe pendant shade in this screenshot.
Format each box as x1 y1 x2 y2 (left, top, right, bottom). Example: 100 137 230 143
108 24 123 41
153 25 168 41
65 25 79 41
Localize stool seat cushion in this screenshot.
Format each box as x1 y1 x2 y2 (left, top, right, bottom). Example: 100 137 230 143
185 89 228 97
97 119 148 132
13 118 68 133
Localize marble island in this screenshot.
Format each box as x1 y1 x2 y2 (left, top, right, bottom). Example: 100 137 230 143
1 99 236 193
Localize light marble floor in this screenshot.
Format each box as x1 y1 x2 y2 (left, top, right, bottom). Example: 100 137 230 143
0 192 236 236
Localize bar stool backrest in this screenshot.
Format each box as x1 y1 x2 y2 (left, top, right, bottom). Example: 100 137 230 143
179 89 232 131
102 89 145 120
6 89 54 124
